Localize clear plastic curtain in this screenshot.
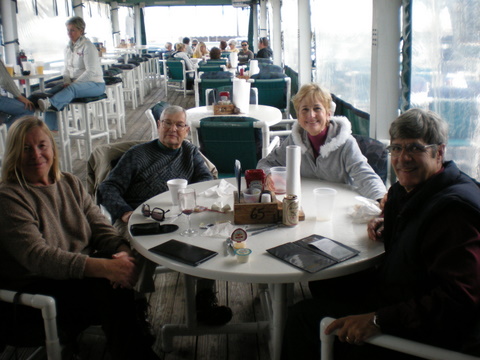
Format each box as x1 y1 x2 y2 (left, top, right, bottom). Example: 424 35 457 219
410 0 480 179
15 0 113 64
312 0 372 113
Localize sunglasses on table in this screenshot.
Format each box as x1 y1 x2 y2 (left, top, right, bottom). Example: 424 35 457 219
142 204 170 221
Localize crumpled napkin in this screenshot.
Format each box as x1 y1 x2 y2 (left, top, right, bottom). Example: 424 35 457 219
198 179 237 198
347 196 382 223
203 221 239 238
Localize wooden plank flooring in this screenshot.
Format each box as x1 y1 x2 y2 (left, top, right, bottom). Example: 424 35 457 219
0 76 312 360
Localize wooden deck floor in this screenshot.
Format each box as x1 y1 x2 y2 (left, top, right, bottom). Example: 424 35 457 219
0 78 311 360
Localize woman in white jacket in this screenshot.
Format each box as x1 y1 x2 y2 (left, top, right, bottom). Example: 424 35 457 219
38 17 105 112
257 83 386 201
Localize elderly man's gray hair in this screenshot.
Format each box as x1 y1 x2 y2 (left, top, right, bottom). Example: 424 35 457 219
160 105 188 124
389 108 448 145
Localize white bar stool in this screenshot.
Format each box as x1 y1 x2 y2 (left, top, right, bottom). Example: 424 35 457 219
67 95 110 160
121 69 138 109
106 81 126 137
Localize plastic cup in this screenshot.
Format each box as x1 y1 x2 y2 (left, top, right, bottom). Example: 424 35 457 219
36 61 44 75
270 167 287 194
167 179 188 205
242 188 261 203
235 248 252 263
314 188 337 221
6 64 14 76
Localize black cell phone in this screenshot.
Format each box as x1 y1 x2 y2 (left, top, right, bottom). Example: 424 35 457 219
130 223 179 236
149 239 218 266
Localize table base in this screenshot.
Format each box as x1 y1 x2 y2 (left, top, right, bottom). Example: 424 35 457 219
159 274 288 359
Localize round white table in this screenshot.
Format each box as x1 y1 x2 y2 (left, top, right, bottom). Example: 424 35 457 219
129 177 384 359
186 104 282 127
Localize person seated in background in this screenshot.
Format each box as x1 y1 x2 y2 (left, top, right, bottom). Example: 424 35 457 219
256 37 273 59
209 47 222 60
0 59 34 127
227 39 239 53
163 42 175 59
238 40 254 65
0 117 159 360
193 41 209 59
219 40 228 53
257 83 386 201
98 106 233 326
117 39 128 48
38 16 105 113
191 38 198 51
282 108 480 359
182 37 193 57
173 43 195 90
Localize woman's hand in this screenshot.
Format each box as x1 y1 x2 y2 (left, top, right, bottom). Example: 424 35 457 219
85 254 139 289
109 251 139 289
16 95 34 111
121 211 133 223
325 313 380 345
367 217 384 242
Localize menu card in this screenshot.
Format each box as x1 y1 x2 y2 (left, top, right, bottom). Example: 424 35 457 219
266 234 359 273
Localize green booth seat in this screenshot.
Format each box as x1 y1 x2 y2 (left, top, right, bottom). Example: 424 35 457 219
189 116 280 178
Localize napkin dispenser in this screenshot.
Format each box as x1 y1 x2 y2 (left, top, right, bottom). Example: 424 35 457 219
233 190 280 225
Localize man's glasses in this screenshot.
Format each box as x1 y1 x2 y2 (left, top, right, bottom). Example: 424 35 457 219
241 44 248 47
161 120 188 130
386 143 437 157
142 204 170 221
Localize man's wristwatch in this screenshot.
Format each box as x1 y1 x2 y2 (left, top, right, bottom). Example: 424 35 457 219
372 313 381 329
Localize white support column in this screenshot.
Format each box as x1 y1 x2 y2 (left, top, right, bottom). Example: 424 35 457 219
72 0 84 18
259 0 267 38
370 0 402 140
134 4 144 45
298 0 312 85
110 1 121 48
252 3 259 53
2 0 19 65
271 0 281 66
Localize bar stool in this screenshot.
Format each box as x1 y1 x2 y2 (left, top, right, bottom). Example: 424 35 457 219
67 94 110 160
105 81 126 137
133 64 145 105
121 69 138 109
40 107 73 173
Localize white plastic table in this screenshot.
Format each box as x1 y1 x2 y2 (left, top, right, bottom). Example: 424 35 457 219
186 104 282 127
128 178 384 359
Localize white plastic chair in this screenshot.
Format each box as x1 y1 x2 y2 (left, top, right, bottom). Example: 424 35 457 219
320 317 480 360
0 289 62 360
0 123 8 172
144 109 158 140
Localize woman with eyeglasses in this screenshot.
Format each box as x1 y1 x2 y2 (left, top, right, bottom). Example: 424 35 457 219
257 83 386 201
238 41 254 65
0 116 160 359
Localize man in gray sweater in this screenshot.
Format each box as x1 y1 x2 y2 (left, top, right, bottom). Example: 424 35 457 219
99 105 232 326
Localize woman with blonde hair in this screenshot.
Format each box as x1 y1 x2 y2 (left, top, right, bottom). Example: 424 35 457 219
0 117 159 359
193 41 209 59
257 83 386 201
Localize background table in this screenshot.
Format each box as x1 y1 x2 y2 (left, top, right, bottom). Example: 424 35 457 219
129 178 384 359
186 104 282 127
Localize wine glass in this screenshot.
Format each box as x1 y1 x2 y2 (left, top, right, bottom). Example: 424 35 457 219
178 188 198 236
